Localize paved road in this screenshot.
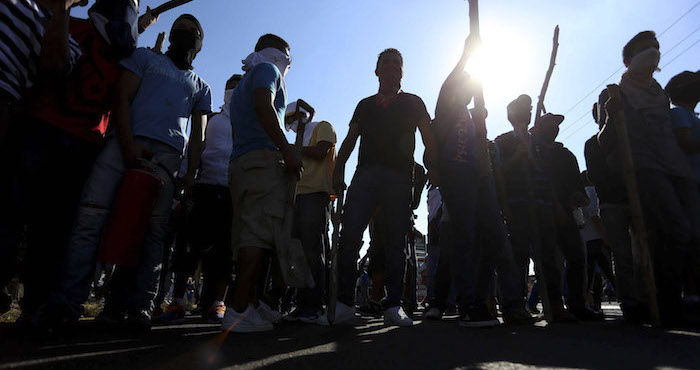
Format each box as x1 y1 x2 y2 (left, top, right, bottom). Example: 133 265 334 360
1 305 699 370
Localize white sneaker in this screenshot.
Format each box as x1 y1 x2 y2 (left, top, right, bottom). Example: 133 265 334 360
425 307 443 320
326 302 357 325
383 306 413 327
222 305 273 333
256 301 282 323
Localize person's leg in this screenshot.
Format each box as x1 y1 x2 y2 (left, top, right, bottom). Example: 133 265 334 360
438 164 479 313
377 172 412 310
49 138 126 318
536 204 566 310
637 169 692 322
20 123 100 316
476 178 523 312
507 203 534 301
200 185 234 313
426 217 441 303
126 140 181 317
295 193 330 312
556 214 588 314
600 205 641 309
337 168 381 306
430 220 452 311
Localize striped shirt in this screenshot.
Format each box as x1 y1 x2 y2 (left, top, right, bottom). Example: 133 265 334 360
0 0 81 101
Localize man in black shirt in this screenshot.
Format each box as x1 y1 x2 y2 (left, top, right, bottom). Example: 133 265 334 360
331 48 438 326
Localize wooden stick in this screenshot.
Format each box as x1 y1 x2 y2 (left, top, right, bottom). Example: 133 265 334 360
606 84 661 326
151 0 194 17
535 26 559 122
153 32 165 54
327 190 344 325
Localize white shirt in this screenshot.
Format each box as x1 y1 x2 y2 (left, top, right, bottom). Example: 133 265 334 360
579 186 602 243
198 112 233 186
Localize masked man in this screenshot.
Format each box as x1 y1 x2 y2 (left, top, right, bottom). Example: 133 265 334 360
224 34 300 333
330 48 439 327
45 15 211 331
599 31 700 327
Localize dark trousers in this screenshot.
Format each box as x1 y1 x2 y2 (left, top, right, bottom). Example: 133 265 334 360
338 166 411 308
555 213 589 312
586 238 614 308
0 119 100 315
637 168 700 321
293 192 330 311
508 202 564 307
178 183 233 310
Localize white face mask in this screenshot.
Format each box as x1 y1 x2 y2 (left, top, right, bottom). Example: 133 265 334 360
628 47 661 76
242 47 291 78
223 89 234 107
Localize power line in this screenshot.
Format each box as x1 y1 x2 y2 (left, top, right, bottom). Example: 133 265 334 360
557 2 700 122
660 37 700 70
560 28 700 136
561 118 595 142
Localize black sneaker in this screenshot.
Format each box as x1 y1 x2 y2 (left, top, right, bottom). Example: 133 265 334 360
126 310 152 331
571 307 605 322
459 306 500 328
503 307 540 325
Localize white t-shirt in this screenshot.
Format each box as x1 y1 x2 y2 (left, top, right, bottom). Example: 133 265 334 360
579 186 602 243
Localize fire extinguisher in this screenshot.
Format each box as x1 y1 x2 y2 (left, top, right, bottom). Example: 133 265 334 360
99 160 164 267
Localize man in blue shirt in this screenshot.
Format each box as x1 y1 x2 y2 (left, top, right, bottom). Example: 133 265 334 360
45 15 212 331
223 34 301 333
667 70 700 189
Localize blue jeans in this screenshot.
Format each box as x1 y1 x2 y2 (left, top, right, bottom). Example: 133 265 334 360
338 166 412 308
51 137 181 317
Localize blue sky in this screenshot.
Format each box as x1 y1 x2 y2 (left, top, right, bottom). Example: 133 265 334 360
72 0 699 237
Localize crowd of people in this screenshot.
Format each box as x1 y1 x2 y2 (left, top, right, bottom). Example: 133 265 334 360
1 0 699 337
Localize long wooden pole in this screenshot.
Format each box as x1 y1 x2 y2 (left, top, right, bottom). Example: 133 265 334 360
535 26 559 119
605 84 660 326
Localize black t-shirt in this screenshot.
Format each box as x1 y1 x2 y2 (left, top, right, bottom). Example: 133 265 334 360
351 93 430 175
584 134 627 205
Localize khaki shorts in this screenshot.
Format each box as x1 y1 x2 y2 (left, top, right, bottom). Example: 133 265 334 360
229 149 289 253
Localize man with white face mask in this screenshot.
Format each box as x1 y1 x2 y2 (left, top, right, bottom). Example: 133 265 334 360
599 30 700 327
282 101 336 324
224 33 300 333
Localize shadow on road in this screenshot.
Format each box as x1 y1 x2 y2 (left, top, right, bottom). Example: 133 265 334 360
1 310 699 370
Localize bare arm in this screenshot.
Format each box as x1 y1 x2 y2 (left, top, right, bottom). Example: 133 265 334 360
332 123 360 192
38 1 73 79
302 141 333 161
417 118 440 183
673 127 700 154
253 88 300 175
113 69 147 166
182 111 206 193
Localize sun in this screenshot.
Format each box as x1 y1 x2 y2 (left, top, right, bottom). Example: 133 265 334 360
464 25 537 104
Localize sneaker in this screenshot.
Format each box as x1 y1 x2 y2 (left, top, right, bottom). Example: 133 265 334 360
549 305 578 323
222 305 273 333
204 304 226 324
425 307 443 320
94 307 125 325
383 306 413 327
283 307 320 323
127 310 152 331
152 303 185 323
326 301 357 325
357 300 383 316
526 304 541 315
460 306 500 328
256 301 282 323
503 307 539 325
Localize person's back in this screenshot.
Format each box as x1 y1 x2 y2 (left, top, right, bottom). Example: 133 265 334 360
230 62 286 159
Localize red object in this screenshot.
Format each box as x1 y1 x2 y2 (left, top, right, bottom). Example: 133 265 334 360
100 168 162 267
28 19 119 145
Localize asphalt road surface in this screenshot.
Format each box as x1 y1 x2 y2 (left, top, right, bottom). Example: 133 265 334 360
1 304 699 370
